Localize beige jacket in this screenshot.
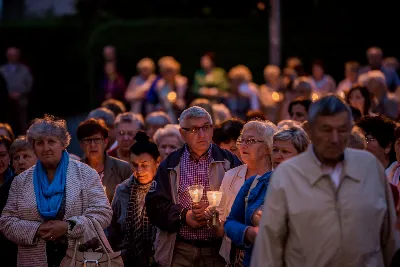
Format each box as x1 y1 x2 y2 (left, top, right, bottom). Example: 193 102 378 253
217 164 247 263
251 147 400 267
0 160 112 267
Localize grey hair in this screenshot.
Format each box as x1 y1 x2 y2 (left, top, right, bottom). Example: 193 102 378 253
9 135 34 156
292 76 316 92
273 126 310 153
87 107 115 128
277 120 301 130
241 120 277 153
308 95 353 126
367 70 386 87
153 124 184 146
145 111 172 126
114 112 144 130
179 106 213 127
26 114 71 147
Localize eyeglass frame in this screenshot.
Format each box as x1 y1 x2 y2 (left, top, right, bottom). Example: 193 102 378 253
81 137 105 145
181 124 213 134
236 137 265 146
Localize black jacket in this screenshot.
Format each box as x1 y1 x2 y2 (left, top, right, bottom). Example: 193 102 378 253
0 174 17 267
145 144 242 233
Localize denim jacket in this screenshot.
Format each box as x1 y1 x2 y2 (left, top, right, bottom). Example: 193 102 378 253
224 170 273 267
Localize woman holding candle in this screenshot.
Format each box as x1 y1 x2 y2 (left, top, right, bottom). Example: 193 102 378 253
205 120 277 266
108 131 160 267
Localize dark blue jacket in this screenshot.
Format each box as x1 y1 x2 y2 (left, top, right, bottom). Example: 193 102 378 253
224 171 273 267
145 144 242 232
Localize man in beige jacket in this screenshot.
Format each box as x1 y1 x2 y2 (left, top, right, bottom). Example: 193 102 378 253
251 95 400 267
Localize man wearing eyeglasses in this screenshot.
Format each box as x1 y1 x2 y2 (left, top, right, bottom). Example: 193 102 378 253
146 106 242 267
77 118 132 202
108 112 144 163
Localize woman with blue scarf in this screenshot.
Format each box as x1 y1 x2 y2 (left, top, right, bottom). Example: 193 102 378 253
0 115 113 267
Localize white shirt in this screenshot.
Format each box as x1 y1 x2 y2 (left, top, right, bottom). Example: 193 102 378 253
311 146 343 188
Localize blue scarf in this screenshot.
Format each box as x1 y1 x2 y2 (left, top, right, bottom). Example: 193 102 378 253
33 150 69 220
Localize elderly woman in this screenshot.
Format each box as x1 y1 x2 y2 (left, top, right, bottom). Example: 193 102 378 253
271 125 309 169
0 135 17 266
153 124 184 160
223 120 277 267
10 135 38 175
125 58 157 113
108 131 160 266
224 65 260 120
357 114 397 176
364 70 398 119
77 118 132 202
205 120 277 266
144 111 172 140
0 115 112 267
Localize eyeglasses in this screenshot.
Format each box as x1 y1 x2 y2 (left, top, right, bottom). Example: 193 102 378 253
365 136 376 144
181 124 213 134
236 138 264 146
81 138 104 145
118 131 136 137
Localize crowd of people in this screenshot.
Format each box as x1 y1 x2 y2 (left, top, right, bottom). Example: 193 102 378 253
1 44 400 267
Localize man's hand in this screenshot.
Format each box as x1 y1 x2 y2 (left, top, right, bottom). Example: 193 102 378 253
192 202 208 221
39 220 68 241
186 210 207 229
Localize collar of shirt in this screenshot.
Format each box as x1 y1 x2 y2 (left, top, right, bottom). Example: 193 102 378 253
310 145 344 177
184 143 212 162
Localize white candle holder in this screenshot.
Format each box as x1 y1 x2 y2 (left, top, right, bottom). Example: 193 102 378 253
206 191 223 225
188 185 204 204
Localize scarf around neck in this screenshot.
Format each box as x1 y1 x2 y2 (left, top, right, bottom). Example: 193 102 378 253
33 150 69 220
124 177 154 261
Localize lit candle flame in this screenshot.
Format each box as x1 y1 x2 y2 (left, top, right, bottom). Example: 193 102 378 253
312 93 319 101
167 91 177 103
272 92 281 102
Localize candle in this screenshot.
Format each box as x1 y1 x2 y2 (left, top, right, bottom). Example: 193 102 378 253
193 189 199 203
212 192 217 206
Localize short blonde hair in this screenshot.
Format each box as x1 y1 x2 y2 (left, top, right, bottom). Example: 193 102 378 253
273 125 309 153
241 120 277 153
228 65 252 82
264 65 281 78
153 124 184 146
159 56 180 73
137 57 155 72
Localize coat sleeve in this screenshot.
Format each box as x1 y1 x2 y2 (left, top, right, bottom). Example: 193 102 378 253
377 159 400 267
224 177 254 247
251 168 288 267
66 167 113 239
107 184 124 252
0 176 41 246
145 162 182 232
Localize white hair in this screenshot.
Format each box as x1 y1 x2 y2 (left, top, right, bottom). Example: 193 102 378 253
367 70 386 87
212 103 231 125
241 120 277 153
153 124 184 146
179 106 213 127
277 120 301 130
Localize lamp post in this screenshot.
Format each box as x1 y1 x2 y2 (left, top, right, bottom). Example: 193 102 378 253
269 0 281 66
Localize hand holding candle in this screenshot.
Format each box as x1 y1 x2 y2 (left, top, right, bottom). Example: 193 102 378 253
206 191 223 226
188 185 204 203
